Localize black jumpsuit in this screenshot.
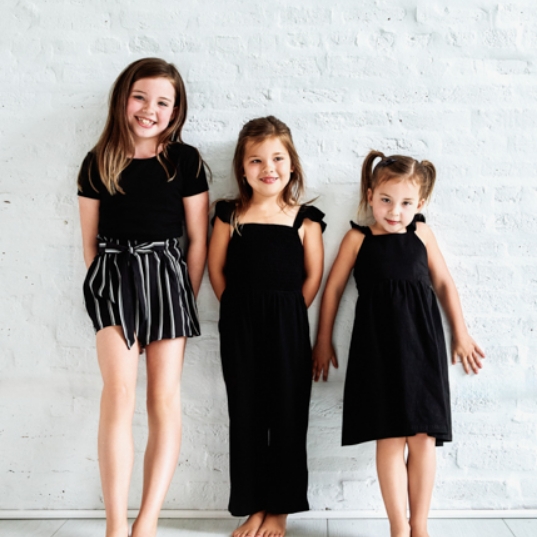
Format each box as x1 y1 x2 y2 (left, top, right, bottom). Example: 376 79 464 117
214 200 326 517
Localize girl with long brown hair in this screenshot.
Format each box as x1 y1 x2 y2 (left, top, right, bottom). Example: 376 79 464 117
78 57 209 537
208 116 325 537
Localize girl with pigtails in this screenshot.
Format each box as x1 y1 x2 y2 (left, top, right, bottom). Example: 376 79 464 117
313 151 485 537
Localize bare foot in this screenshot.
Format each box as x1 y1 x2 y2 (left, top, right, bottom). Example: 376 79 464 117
131 517 158 537
233 511 266 537
256 513 287 537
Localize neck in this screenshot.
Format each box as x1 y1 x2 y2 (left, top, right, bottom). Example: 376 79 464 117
132 140 163 159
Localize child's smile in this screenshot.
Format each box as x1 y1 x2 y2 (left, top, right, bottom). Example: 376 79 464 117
126 77 176 148
368 178 425 234
243 137 293 199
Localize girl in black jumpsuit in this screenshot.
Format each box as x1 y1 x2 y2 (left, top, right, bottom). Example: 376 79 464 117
209 117 325 537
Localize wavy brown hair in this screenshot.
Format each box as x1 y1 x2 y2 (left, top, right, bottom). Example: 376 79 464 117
358 150 436 220
229 116 305 227
81 57 188 195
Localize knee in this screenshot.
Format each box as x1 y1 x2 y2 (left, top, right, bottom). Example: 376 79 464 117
146 387 181 417
101 382 136 412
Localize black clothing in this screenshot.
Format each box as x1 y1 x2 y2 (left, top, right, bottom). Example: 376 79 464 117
78 142 206 348
83 237 200 349
78 143 208 242
342 215 452 447
214 200 326 516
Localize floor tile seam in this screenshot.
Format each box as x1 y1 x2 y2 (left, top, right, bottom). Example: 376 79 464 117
49 519 68 537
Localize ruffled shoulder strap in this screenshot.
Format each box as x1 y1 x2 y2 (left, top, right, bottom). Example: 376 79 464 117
211 199 236 226
350 221 372 236
293 205 327 232
407 213 426 232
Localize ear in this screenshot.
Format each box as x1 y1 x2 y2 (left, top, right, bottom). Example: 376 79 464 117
417 198 425 211
367 188 373 206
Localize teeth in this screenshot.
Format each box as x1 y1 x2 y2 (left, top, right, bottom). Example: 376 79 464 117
137 118 154 126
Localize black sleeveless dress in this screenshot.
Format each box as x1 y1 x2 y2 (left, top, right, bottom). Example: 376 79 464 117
342 215 452 447
213 200 326 517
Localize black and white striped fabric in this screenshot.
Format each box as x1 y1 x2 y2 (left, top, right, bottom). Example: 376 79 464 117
83 236 200 349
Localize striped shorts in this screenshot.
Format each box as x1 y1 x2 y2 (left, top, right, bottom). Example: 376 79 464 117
83 236 200 349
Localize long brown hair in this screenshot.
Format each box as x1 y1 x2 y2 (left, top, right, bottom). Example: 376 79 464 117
358 150 436 220
83 57 188 195
229 116 305 226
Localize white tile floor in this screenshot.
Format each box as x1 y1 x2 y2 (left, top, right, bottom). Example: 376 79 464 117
1 518 536 537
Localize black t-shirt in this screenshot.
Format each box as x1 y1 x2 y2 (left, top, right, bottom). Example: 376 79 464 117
78 142 209 241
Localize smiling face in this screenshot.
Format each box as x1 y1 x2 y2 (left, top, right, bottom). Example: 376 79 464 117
242 136 294 201
126 77 176 147
368 177 425 234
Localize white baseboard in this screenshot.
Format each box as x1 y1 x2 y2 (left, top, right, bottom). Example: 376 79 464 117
1 509 536 520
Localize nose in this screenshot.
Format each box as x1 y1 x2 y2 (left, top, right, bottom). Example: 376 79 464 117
141 100 156 115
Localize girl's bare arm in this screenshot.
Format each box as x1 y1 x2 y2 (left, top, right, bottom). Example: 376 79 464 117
313 230 364 381
78 197 100 268
183 192 210 297
301 219 324 308
208 216 231 301
418 222 485 374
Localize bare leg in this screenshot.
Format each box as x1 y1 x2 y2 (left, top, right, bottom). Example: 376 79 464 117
256 513 288 537
233 511 266 537
407 434 436 537
96 326 140 537
376 438 410 537
131 337 186 537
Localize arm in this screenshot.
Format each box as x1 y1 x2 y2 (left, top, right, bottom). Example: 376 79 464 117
208 216 231 301
78 197 100 268
301 219 324 308
418 222 485 374
312 230 364 381
183 191 209 297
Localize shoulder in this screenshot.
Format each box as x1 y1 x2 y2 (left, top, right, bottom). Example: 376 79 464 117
415 220 434 247
77 151 101 198
295 205 326 232
167 142 203 172
344 226 366 250
212 199 236 226
331 228 365 266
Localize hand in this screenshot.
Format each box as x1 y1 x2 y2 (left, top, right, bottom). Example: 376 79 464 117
451 333 485 374
312 341 339 382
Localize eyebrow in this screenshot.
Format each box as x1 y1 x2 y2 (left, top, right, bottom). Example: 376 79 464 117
378 192 415 200
247 152 286 158
131 89 173 102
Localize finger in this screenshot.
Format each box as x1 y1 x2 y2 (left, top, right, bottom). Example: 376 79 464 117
332 355 339 369
472 351 483 369
451 350 458 365
475 343 486 358
461 355 470 374
323 365 330 381
466 355 479 374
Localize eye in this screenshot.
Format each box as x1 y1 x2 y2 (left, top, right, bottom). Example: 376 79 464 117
132 94 144 101
159 101 169 107
275 156 284 161
403 201 412 206
381 197 390 203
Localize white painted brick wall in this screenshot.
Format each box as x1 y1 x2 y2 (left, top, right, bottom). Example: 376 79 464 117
1 0 536 511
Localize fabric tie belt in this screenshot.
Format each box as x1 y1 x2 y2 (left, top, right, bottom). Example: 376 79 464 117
94 239 181 348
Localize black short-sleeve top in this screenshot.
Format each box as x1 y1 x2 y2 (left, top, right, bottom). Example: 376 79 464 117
78 142 209 242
